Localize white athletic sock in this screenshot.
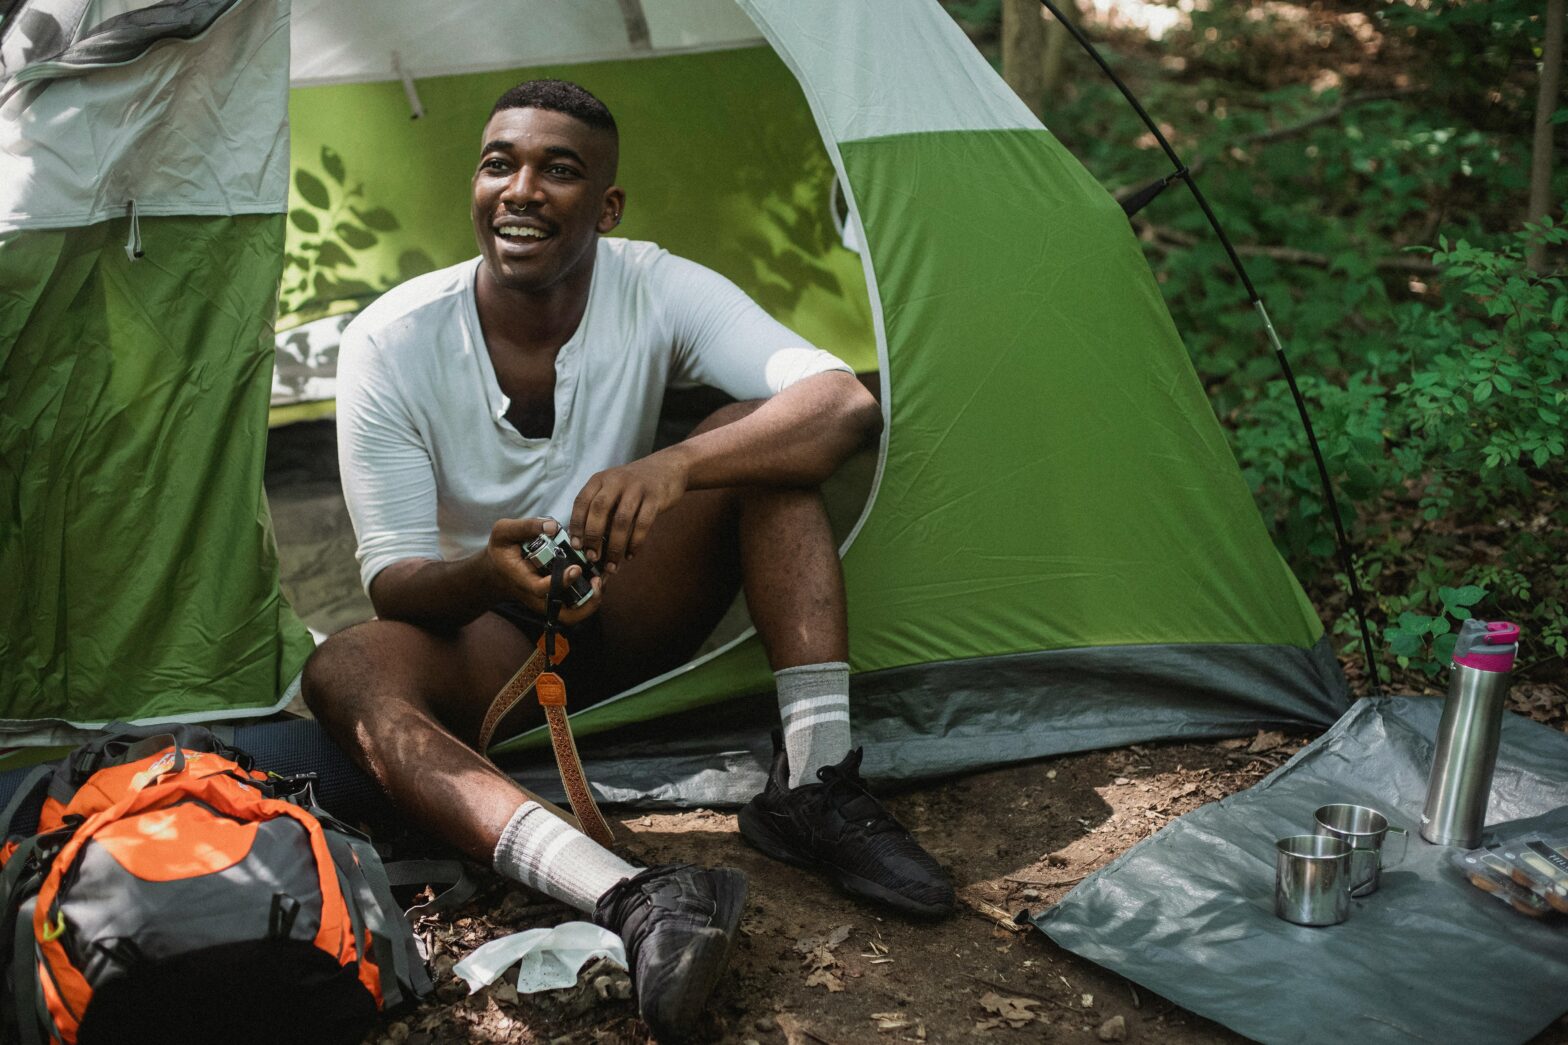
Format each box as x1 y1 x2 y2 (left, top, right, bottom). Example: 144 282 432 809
492 801 638 913
776 661 852 788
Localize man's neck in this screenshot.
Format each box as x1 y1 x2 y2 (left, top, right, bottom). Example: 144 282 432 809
473 261 594 354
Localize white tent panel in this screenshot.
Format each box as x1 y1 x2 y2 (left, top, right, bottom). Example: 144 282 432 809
0 0 288 229
643 0 761 51
289 0 763 88
738 0 1041 143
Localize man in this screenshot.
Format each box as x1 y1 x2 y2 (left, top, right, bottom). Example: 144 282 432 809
303 79 951 1039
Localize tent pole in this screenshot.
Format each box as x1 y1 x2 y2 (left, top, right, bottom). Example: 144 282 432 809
1033 0 1381 693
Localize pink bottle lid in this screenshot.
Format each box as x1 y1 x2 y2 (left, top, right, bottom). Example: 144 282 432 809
1453 620 1520 673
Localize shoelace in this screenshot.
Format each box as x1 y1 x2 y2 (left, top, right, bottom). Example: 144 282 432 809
817 767 904 838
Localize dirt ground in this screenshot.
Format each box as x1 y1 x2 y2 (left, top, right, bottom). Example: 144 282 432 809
371 728 1568 1045
376 735 1302 1045
266 415 1568 1045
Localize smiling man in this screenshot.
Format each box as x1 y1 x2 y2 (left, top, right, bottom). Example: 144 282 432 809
303 80 952 1038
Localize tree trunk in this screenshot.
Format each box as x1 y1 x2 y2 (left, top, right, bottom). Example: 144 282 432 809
1003 0 1047 118
1041 0 1082 100
1527 0 1565 272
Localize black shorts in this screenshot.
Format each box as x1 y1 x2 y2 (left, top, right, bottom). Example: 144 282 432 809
488 600 621 704
489 600 606 647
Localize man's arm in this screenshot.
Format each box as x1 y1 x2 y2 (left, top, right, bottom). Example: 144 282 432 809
370 518 602 629
569 370 880 565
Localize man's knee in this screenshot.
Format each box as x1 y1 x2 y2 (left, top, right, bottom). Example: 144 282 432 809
302 620 417 726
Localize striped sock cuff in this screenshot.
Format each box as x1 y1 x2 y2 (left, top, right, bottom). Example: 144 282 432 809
494 801 637 913
776 661 852 787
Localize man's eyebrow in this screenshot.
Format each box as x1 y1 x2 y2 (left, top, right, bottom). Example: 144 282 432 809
543 145 587 167
478 140 590 169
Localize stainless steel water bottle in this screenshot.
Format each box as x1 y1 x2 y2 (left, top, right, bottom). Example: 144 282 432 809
1420 619 1520 848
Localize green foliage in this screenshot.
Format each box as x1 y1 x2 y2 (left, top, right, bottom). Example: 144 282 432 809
1384 584 1485 675
945 0 1000 33
1230 226 1568 681
1378 0 1544 127
1040 0 1567 688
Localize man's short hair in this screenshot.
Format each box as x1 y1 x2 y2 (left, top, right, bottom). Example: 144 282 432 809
489 79 617 136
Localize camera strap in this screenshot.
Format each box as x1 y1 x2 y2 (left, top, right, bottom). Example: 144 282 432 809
475 555 614 848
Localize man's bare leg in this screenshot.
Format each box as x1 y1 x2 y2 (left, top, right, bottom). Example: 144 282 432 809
302 580 749 1043
302 613 546 858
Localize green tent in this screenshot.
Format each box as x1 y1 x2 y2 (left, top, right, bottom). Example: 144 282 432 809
1 0 1346 789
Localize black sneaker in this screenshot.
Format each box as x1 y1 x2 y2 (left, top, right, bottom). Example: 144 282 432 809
592 864 747 1041
737 736 955 917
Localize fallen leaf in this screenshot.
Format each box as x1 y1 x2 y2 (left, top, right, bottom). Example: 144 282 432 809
1247 730 1286 753
795 923 853 955
777 1012 824 1045
805 969 845 992
1114 777 1130 785
1217 737 1250 750
801 945 838 973
980 991 1041 1026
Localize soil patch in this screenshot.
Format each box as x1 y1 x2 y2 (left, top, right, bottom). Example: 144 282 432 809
370 728 1568 1045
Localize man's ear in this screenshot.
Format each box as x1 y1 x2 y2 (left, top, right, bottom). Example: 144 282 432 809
598 186 626 233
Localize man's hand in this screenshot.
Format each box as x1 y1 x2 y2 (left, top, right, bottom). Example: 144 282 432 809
568 451 689 567
488 517 603 625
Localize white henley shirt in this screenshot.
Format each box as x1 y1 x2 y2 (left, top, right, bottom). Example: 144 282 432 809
336 238 852 593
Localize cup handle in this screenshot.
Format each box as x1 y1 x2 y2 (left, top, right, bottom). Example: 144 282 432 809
1383 825 1409 869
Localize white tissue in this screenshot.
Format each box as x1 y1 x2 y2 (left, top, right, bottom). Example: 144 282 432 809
453 922 627 994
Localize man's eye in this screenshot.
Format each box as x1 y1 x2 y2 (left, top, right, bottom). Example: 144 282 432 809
548 165 580 177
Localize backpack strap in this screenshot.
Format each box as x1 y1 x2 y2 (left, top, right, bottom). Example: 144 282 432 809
319 831 430 1009
384 859 476 918
0 767 53 844
10 895 45 1045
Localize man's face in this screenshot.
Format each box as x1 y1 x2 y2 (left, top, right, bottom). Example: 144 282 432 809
471 107 622 294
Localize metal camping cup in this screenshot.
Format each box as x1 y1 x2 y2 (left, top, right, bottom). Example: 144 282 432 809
1313 803 1409 897
1274 834 1353 926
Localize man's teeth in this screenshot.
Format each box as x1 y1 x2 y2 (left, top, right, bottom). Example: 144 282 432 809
497 226 548 239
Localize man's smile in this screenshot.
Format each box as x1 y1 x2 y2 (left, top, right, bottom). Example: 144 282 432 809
493 216 556 254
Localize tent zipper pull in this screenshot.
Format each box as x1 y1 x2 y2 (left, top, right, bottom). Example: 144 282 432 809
124 199 143 261
391 52 424 120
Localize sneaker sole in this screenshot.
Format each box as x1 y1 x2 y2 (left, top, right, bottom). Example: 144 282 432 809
737 803 954 918
642 869 748 1041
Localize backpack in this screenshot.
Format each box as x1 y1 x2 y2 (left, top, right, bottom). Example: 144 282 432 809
0 725 435 1045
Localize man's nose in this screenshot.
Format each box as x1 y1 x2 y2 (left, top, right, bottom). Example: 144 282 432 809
500 166 545 208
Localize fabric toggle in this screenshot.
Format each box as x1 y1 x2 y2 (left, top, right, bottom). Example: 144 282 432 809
124 200 143 261
392 52 424 119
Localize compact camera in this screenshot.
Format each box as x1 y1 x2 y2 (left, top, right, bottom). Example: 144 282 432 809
521 526 600 609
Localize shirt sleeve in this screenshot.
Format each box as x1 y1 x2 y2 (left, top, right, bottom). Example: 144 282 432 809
336 323 442 594
655 252 852 399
